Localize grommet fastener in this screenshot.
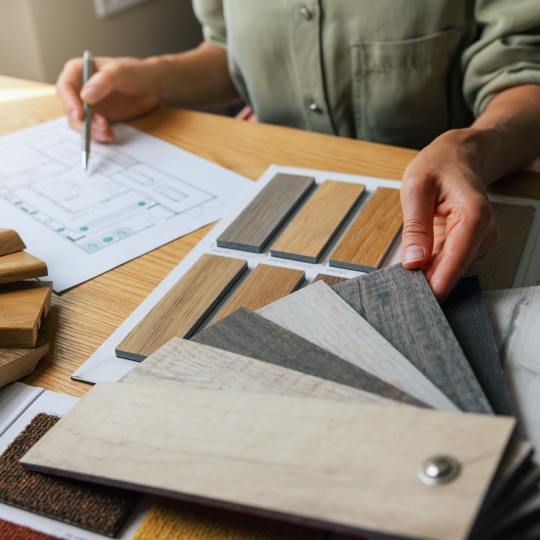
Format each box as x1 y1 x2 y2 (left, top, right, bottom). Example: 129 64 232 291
299 6 312 20
418 456 460 486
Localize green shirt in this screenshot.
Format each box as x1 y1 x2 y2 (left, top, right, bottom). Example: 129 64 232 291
192 0 540 149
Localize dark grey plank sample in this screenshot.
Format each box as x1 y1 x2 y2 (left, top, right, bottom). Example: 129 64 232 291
332 264 493 414
191 308 425 408
442 275 514 416
216 173 315 253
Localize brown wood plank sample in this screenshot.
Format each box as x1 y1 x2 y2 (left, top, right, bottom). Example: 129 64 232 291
270 180 365 263
329 187 402 271
469 202 535 290
332 265 493 414
22 382 515 540
192 307 425 407
0 228 25 257
0 251 47 284
216 173 315 253
0 340 49 387
0 281 52 348
313 274 348 287
116 254 247 361
213 264 304 323
0 518 60 540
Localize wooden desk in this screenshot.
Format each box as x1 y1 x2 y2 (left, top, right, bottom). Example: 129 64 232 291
1 75 539 398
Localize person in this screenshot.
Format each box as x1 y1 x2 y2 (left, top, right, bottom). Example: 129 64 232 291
56 1 540 302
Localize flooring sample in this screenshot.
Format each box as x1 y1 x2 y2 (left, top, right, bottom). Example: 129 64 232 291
270 180 365 263
0 413 140 537
0 228 25 257
0 518 58 540
192 308 424 407
442 275 513 416
116 254 247 361
0 341 49 387
329 187 403 271
332 264 493 414
0 251 47 284
0 281 52 348
213 264 304 323
257 281 458 411
216 173 315 253
469 202 535 290
22 382 515 540
312 273 348 287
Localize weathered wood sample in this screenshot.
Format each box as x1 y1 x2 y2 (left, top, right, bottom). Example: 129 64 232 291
0 251 48 284
330 187 402 272
0 341 49 387
116 254 247 361
216 173 315 253
312 274 348 287
270 180 365 263
0 228 25 257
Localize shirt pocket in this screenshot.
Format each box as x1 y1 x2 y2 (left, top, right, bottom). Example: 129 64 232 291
351 28 461 149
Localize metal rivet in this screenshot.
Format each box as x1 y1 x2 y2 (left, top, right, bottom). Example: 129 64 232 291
299 6 312 20
418 456 460 486
309 101 322 113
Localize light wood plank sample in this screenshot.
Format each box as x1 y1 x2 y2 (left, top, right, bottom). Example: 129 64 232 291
216 173 315 253
332 265 493 414
192 308 424 407
0 251 47 284
116 254 247 361
22 382 515 540
0 341 49 387
0 281 52 348
329 187 402 272
312 274 348 287
0 228 25 257
257 281 458 411
270 180 365 263
213 264 304 323
469 202 535 290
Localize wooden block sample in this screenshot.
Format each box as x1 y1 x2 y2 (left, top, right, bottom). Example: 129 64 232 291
213 264 304 323
313 273 348 287
257 281 458 411
0 251 47 284
332 265 493 414
192 308 424 407
216 173 315 253
22 382 515 540
116 254 247 361
270 180 365 263
0 228 25 257
469 202 535 290
329 187 403 272
0 340 49 387
0 281 52 348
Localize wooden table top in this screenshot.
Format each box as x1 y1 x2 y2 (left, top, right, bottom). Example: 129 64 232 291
1 74 539 398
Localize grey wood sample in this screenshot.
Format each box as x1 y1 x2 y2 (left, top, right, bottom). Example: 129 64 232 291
216 173 315 253
442 275 513 416
332 264 493 414
191 308 425 407
257 281 458 411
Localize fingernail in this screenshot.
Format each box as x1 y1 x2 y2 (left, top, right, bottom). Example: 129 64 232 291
81 85 98 103
403 245 425 264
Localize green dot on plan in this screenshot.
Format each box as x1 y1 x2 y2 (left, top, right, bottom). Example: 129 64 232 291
103 236 113 243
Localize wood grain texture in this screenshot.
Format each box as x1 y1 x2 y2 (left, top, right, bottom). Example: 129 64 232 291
270 180 365 263
469 202 535 290
329 187 403 271
0 251 47 284
116 254 247 361
216 173 315 253
257 281 458 411
0 341 49 387
332 265 493 414
21 382 515 540
0 228 26 257
312 274 348 287
213 264 304 323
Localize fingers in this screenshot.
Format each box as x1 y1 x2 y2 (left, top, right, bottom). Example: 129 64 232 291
56 57 85 124
79 57 129 105
65 113 115 143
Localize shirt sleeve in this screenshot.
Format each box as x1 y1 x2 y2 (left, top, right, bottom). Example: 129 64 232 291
191 0 227 49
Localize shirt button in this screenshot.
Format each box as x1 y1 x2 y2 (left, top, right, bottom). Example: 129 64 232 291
309 101 322 113
299 6 312 20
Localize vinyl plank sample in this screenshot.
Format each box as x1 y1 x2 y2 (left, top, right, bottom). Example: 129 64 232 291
22 382 515 540
0 341 49 387
116 254 247 361
213 264 304 323
332 264 493 414
270 180 365 263
257 281 458 411
216 173 315 253
0 228 26 257
312 274 348 287
329 187 403 272
469 202 535 290
192 308 424 407
0 518 59 540
0 251 47 284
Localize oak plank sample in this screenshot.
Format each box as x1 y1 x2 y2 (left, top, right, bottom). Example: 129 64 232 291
312 274 348 287
116 254 247 361
270 180 365 263
0 228 25 257
469 202 535 290
329 187 402 271
213 264 304 323
257 282 458 411
192 308 424 407
0 281 52 348
332 265 493 414
0 340 49 387
22 382 515 540
0 251 48 284
442 275 513 416
216 173 315 253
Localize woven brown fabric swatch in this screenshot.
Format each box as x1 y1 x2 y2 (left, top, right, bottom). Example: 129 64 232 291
0 518 59 540
0 413 140 537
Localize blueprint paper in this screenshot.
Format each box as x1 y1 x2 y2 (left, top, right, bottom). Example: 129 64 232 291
0 117 253 291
